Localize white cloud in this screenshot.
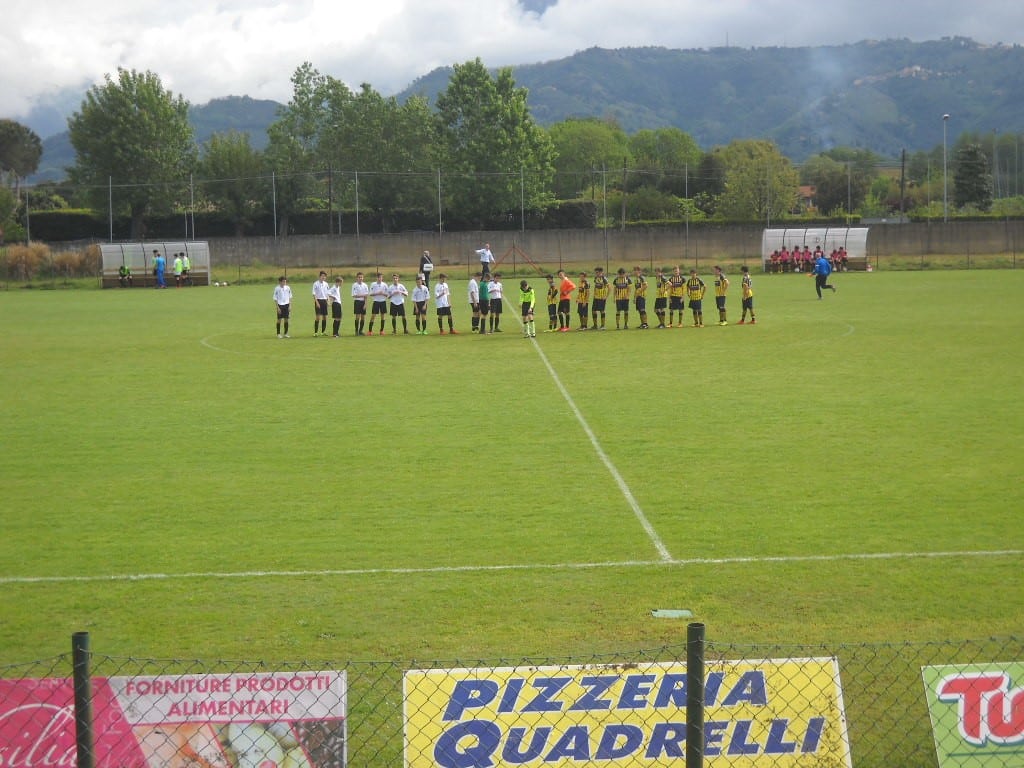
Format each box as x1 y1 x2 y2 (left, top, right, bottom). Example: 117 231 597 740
2 0 1023 132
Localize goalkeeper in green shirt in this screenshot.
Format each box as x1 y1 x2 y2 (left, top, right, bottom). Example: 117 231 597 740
519 280 537 338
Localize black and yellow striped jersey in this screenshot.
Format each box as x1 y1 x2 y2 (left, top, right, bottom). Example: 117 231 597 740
656 275 671 298
593 275 611 299
546 284 559 305
669 273 686 297
577 280 590 304
714 272 729 297
612 275 632 300
633 275 647 298
686 276 706 300
742 273 754 298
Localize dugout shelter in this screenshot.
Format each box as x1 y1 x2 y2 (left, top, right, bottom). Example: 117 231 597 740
101 241 211 288
761 227 869 271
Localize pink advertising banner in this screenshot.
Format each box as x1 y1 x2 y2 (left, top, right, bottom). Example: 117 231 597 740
0 672 346 768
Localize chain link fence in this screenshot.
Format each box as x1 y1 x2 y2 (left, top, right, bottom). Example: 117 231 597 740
2 634 1021 768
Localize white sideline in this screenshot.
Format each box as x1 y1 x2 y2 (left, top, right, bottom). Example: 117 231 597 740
504 296 673 561
2 550 1020 585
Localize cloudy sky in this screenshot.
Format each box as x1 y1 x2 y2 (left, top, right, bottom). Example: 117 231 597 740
4 0 1023 133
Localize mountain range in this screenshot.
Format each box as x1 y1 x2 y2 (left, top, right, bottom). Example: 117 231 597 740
28 37 1024 183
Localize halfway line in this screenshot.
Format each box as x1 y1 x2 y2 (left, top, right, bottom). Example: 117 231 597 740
506 298 672 561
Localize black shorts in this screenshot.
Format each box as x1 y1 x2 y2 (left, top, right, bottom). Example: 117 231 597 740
670 296 684 310
742 297 754 309
654 298 667 310
558 299 571 314
371 301 387 315
389 303 406 317
276 303 290 319
331 302 342 319
615 298 629 312
592 298 607 313
489 298 502 315
315 298 328 315
521 303 534 319
689 299 702 311
577 303 589 317
437 306 452 317
469 302 480 314
479 300 490 316
547 304 557 319
716 296 726 310
414 300 427 316
353 298 366 314
634 297 646 312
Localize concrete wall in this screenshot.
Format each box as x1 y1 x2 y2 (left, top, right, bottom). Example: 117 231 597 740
199 220 1024 272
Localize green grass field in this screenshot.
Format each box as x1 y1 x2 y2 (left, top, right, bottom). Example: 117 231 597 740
0 270 1021 667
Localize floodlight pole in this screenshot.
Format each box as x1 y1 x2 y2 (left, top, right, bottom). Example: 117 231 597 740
943 114 950 223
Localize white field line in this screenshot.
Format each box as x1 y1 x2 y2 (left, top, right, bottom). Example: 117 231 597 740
503 297 673 561
3 550 1020 585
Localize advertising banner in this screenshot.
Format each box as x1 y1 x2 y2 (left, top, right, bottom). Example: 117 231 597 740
404 659 851 767
0 672 346 768
923 662 1024 768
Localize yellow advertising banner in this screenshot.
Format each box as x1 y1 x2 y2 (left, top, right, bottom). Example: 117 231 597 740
404 659 850 768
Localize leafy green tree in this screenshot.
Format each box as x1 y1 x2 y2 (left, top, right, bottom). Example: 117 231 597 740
0 119 43 194
67 68 195 238
264 63 337 234
713 140 799 222
547 117 630 199
435 59 555 227
196 131 265 235
691 152 726 216
627 127 701 196
953 143 993 211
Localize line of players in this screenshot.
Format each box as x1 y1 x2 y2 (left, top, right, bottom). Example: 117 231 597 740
272 265 756 339
540 264 756 332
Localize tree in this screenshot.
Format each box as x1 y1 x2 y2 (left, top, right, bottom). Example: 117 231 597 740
264 63 337 235
67 68 195 238
627 127 701 196
196 131 265 236
435 59 555 227
953 143 993 212
547 117 630 199
713 140 799 222
0 119 43 194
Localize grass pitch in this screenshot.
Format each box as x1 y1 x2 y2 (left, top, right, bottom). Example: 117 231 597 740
0 270 1021 664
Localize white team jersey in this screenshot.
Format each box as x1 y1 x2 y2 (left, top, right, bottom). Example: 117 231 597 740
434 282 451 308
312 279 330 300
412 285 430 303
351 281 370 299
327 284 343 303
273 285 292 306
488 280 503 300
468 278 479 303
388 283 408 304
369 280 389 302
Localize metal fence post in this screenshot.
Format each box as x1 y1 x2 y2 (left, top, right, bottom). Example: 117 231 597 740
72 632 95 768
686 622 705 768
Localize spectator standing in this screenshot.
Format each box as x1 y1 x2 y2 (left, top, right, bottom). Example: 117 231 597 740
153 250 166 289
475 243 495 276
419 250 434 288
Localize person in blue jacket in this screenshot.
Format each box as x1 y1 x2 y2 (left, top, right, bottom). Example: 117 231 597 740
812 253 836 299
